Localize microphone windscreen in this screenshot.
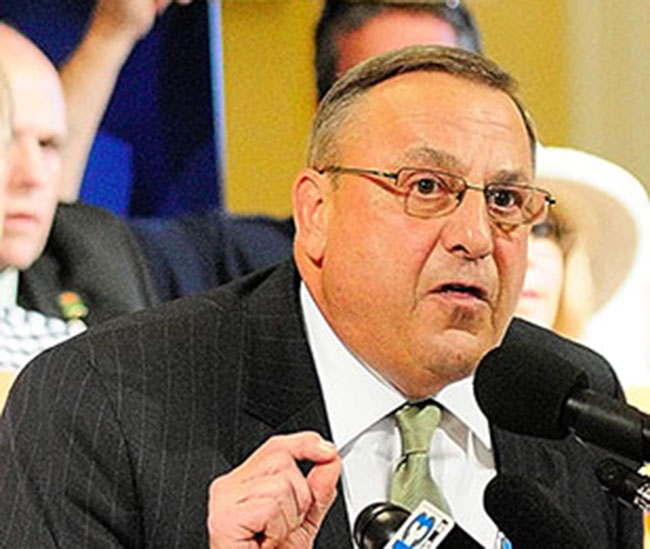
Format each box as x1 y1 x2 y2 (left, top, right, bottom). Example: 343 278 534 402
484 473 593 549
474 342 588 438
353 502 409 549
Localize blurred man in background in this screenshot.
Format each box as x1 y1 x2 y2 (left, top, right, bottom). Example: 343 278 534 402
0 23 158 403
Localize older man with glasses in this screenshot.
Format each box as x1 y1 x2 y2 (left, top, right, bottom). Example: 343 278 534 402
0 45 640 549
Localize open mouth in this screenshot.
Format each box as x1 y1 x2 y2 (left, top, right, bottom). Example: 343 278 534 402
436 283 488 302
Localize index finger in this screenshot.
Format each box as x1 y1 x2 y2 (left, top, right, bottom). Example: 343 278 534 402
251 431 338 468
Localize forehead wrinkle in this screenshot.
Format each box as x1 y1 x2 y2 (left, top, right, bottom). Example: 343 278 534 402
397 147 532 189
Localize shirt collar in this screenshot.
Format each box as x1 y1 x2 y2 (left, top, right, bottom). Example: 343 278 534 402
300 283 404 450
300 283 492 451
437 374 492 449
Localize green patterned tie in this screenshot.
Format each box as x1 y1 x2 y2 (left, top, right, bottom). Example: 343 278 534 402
390 402 452 514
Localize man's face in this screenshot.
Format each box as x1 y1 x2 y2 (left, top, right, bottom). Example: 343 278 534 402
0 43 64 270
313 72 532 398
336 9 459 79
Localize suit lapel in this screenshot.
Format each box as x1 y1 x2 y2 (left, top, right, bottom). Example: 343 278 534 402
226 262 353 548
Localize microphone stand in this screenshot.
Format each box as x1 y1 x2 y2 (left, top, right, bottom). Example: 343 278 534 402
595 457 650 511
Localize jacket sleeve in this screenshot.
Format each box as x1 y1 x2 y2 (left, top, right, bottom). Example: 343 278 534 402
0 344 143 548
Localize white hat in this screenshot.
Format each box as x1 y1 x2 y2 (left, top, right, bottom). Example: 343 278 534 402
535 146 649 312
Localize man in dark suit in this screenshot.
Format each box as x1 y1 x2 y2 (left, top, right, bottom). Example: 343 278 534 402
0 46 641 547
0 22 157 327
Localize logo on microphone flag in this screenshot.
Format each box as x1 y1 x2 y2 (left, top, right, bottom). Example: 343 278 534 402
387 500 454 548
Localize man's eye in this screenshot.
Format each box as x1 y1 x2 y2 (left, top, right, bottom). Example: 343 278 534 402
408 173 451 196
414 177 439 195
488 187 522 209
39 138 60 151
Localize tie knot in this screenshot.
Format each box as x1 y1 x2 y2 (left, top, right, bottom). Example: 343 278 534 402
394 402 442 455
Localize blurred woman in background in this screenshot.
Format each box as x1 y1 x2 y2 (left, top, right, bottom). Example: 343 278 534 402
515 145 649 409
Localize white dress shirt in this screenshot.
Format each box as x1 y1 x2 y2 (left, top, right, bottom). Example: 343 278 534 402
300 283 502 547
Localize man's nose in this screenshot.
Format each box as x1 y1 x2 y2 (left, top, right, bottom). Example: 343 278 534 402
440 190 493 260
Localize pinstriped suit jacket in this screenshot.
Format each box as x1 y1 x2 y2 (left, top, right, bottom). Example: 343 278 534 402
0 261 641 548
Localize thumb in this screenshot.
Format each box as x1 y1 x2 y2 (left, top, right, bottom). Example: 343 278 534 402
301 455 342 538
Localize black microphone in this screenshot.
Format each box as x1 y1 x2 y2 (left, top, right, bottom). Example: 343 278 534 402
353 501 482 548
595 457 650 511
353 503 409 549
484 473 593 549
474 342 650 461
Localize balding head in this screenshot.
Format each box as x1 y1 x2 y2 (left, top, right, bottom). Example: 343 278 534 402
0 23 65 270
0 24 62 88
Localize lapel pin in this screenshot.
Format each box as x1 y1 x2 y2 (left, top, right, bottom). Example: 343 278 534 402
58 291 89 321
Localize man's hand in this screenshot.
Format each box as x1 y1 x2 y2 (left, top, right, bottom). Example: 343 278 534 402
207 432 341 549
90 0 194 44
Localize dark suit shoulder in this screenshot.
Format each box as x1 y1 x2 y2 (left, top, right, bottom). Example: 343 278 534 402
19 202 158 324
47 261 290 377
0 260 347 548
54 201 131 229
129 210 294 301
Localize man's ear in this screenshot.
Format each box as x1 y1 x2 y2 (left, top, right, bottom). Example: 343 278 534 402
292 168 330 265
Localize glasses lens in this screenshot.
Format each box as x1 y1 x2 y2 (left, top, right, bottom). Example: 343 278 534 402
400 168 463 218
485 184 546 224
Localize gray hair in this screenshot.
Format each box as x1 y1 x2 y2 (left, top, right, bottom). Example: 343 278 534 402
308 44 536 169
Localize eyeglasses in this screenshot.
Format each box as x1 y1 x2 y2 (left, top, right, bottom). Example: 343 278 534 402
317 165 555 228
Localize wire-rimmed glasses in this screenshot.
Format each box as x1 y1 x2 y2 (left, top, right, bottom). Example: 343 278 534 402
317 165 555 227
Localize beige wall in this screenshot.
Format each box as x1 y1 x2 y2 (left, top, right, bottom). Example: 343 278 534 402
220 1 580 215
565 0 650 194
221 0 321 215
467 0 570 146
